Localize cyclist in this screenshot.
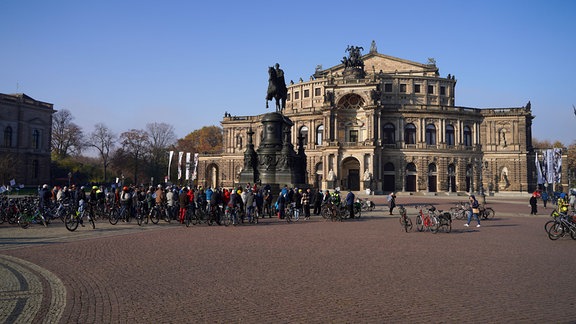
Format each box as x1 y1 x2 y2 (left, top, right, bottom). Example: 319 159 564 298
119 186 132 220
205 187 213 211
179 187 189 224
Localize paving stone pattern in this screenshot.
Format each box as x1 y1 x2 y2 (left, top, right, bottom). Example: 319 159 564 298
1 195 576 323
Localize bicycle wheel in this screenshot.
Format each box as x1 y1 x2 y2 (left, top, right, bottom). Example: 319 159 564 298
185 211 191 227
136 213 143 226
544 220 556 233
150 208 160 224
109 209 119 225
65 213 79 231
484 208 495 219
430 216 439 233
18 215 30 229
223 210 232 226
404 217 413 233
416 215 423 232
443 218 452 233
547 222 564 240
88 214 96 229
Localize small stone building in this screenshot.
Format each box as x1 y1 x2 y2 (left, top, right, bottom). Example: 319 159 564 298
0 93 54 186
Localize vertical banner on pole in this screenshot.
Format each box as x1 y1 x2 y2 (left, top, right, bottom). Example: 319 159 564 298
546 149 555 184
192 153 199 181
167 151 174 181
178 152 183 180
553 148 562 184
535 152 544 185
185 153 191 181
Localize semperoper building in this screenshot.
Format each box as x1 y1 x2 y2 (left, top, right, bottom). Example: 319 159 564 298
197 42 538 195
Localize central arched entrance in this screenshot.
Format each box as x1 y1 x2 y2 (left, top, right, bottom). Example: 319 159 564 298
342 157 360 190
205 163 219 188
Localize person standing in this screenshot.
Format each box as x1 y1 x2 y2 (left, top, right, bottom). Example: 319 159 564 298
529 193 538 215
345 189 355 219
302 188 311 220
387 192 397 215
465 195 481 227
313 189 323 215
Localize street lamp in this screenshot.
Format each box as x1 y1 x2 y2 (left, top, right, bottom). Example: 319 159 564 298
68 172 72 187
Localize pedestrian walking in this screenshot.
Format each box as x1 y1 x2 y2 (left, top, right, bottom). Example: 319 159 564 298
346 189 355 219
530 193 538 215
464 195 481 228
541 191 549 209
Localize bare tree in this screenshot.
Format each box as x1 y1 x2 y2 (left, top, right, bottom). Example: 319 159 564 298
119 129 149 184
87 123 116 183
51 109 84 158
146 122 176 182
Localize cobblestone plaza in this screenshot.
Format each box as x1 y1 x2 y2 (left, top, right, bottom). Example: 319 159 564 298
1 195 575 323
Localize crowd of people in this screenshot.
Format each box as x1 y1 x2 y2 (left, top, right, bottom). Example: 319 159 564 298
34 182 366 225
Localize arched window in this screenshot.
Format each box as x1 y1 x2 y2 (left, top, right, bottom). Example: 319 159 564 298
299 126 308 145
428 163 437 173
32 129 40 149
383 123 395 144
425 124 436 145
4 126 12 147
463 126 472 147
445 124 455 146
404 123 416 144
384 162 395 171
316 125 324 145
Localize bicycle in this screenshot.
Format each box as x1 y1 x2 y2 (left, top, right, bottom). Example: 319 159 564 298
449 202 469 220
478 205 495 220
65 200 95 231
546 213 576 240
398 205 412 232
109 204 131 225
415 205 439 233
18 205 48 229
150 203 171 224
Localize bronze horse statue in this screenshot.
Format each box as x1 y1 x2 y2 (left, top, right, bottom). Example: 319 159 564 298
266 66 287 113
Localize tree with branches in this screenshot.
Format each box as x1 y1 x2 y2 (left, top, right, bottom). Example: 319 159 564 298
87 123 116 183
119 129 149 184
51 109 84 159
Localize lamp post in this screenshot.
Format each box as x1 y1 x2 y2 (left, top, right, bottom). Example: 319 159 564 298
68 172 72 188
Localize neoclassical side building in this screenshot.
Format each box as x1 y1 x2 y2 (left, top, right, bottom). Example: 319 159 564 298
198 43 539 194
0 93 54 186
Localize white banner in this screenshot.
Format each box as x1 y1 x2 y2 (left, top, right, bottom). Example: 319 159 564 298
167 151 174 181
185 152 191 180
535 152 544 185
192 153 199 181
178 152 183 180
553 148 562 184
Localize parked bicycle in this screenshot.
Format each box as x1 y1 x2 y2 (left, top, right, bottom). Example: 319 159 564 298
546 213 576 240
398 205 412 232
415 205 439 233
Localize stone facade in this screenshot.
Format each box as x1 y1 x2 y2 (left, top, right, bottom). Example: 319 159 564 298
0 93 54 186
198 44 546 194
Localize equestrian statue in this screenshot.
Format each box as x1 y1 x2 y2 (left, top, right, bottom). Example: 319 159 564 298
266 63 287 113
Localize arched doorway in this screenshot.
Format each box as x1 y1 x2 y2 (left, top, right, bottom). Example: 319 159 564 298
383 162 395 192
428 163 437 192
405 163 417 192
342 157 360 190
205 163 219 188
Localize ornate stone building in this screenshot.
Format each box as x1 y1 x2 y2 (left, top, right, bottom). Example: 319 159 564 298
0 93 54 186
198 43 539 194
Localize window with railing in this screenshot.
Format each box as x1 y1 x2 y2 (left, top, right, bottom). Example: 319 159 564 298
463 126 472 147
383 123 395 144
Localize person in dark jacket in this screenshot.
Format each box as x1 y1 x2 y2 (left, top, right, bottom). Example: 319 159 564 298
345 189 355 219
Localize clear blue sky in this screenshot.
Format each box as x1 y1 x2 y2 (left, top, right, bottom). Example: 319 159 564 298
1 0 575 145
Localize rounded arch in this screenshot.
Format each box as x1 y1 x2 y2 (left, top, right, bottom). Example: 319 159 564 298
299 125 309 145
314 162 323 189
205 163 219 188
337 93 365 109
342 156 361 191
